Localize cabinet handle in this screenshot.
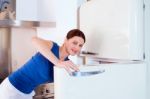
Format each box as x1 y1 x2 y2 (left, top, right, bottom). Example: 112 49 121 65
70 69 105 77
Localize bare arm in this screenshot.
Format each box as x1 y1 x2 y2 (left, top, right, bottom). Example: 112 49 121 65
31 36 59 65
31 36 79 74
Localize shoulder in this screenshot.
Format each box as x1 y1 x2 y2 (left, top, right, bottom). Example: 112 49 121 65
51 42 60 54
51 42 59 49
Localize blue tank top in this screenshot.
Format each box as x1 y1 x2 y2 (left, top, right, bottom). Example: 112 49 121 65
8 42 68 94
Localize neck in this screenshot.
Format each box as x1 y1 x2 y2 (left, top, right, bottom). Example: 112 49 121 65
59 44 69 60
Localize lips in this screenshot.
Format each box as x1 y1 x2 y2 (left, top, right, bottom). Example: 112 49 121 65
71 49 77 54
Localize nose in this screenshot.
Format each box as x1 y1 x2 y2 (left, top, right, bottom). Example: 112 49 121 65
75 45 81 52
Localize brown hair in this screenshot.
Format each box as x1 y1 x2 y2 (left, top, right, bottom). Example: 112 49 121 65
66 29 86 43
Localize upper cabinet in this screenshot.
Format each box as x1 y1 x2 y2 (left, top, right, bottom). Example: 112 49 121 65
37 0 56 22
0 0 56 27
16 0 37 21
17 0 56 22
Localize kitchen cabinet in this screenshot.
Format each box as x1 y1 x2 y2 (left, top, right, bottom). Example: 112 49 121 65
37 0 56 21
0 0 56 27
16 0 37 21
17 0 56 22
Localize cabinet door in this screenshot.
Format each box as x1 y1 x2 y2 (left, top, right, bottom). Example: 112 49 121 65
37 0 56 21
54 63 146 99
16 0 37 20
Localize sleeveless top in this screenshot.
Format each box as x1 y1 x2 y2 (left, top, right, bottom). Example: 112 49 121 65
9 42 68 94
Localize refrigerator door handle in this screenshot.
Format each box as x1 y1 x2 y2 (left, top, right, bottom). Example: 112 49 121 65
70 69 105 77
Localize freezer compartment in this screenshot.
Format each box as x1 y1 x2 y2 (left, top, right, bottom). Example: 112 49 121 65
54 63 147 99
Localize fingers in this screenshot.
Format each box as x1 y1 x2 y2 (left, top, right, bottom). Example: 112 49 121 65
63 65 72 75
55 60 79 75
66 60 79 72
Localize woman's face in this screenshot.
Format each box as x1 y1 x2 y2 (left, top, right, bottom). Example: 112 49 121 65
65 36 84 56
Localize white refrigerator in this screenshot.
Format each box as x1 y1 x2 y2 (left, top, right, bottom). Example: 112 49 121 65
53 0 149 99
54 63 146 99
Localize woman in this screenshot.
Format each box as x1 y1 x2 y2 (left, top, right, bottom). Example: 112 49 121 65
0 29 86 99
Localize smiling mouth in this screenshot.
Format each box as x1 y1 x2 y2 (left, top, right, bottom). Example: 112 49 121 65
71 49 77 53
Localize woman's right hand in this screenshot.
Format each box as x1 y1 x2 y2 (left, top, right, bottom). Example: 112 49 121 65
56 60 79 75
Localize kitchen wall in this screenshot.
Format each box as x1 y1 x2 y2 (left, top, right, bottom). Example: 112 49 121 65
11 28 37 71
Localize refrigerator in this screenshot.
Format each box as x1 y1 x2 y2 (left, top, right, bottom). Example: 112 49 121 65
54 63 146 99
53 0 149 99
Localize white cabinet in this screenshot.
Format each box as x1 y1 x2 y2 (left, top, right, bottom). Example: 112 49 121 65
37 0 56 21
16 0 56 21
16 0 38 21
54 63 147 99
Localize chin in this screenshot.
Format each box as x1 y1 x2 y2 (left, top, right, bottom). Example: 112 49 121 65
70 52 77 56
69 50 78 56
70 53 76 56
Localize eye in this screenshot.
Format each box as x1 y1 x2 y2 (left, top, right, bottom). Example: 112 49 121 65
79 44 83 48
73 41 78 45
